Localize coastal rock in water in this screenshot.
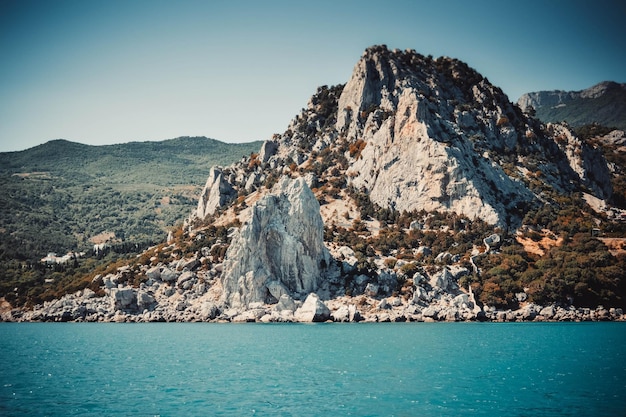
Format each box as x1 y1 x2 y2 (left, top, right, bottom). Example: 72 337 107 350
196 167 237 219
294 293 331 322
220 176 331 308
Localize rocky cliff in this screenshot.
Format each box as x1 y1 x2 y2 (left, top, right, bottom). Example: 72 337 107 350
238 46 613 227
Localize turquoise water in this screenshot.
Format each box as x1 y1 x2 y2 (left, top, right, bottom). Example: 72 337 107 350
0 323 624 416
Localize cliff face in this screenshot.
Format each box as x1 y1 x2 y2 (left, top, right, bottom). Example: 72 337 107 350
334 47 536 225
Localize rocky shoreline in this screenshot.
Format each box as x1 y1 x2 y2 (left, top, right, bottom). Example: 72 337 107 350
2 264 623 323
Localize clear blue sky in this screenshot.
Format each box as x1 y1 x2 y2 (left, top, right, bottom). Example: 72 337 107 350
1 0 624 152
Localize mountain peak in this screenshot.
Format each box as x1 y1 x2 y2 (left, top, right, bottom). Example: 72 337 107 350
193 45 613 227
580 81 626 99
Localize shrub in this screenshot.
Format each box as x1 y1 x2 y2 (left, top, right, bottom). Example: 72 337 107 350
348 139 367 158
496 116 509 127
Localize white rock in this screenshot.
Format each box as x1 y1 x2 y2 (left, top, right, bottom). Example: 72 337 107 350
220 177 330 308
294 293 331 322
274 294 296 312
332 305 350 322
196 167 237 219
111 288 136 310
160 268 178 283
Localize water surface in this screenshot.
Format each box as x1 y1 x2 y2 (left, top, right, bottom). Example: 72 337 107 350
1 322 624 416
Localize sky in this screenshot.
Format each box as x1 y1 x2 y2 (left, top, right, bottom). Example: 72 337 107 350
0 0 624 152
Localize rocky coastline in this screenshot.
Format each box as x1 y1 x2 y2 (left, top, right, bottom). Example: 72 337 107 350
2 258 622 323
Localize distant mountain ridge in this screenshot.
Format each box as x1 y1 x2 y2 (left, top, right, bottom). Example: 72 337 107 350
518 81 626 130
1 137 260 185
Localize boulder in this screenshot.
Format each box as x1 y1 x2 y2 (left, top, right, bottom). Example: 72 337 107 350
136 291 155 311
422 306 438 319
332 305 350 322
111 288 136 310
161 268 178 283
539 305 556 319
177 271 196 289
294 293 331 322
274 294 297 312
146 266 161 281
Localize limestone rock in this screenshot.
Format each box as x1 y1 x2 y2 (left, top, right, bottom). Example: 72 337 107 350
111 288 136 310
332 305 351 322
259 139 279 163
136 291 155 311
429 269 458 293
294 293 331 322
274 294 297 312
160 268 178 283
220 176 331 308
334 46 538 226
196 167 237 219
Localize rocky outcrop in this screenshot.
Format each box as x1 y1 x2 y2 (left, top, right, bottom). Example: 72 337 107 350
196 167 237 219
219 176 331 308
547 123 613 199
293 293 331 322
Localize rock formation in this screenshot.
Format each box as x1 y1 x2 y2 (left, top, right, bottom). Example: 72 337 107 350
330 46 614 226
196 167 237 219
219 176 331 308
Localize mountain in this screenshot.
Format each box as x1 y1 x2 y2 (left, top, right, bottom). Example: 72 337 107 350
197 45 612 227
4 46 626 322
518 81 626 130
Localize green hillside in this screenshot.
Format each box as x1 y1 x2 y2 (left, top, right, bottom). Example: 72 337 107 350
0 137 261 304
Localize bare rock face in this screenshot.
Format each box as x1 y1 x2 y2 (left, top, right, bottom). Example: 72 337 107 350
220 176 331 308
547 123 612 200
196 167 236 219
335 46 537 226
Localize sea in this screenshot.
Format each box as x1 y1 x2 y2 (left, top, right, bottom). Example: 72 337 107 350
0 322 624 416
